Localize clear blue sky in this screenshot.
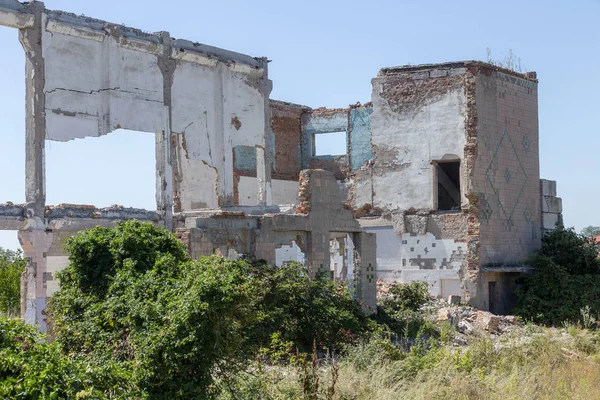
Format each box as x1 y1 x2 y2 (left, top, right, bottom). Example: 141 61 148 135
1 0 599 250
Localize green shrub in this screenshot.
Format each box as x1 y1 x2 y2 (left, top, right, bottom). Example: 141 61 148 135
515 227 600 325
248 260 372 353
381 281 430 313
375 281 435 340
0 317 140 399
49 221 370 398
0 248 26 316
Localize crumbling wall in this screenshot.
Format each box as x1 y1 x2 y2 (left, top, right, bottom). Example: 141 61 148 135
349 105 374 171
472 67 541 265
355 66 469 212
301 108 351 180
7 2 272 215
347 64 471 300
234 100 306 206
176 169 377 310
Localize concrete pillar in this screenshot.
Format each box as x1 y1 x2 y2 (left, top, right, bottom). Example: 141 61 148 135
352 232 377 312
19 229 53 332
19 1 45 220
157 31 174 229
305 231 330 278
257 58 272 206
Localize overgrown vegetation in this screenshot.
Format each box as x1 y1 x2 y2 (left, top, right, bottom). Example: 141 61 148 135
0 247 25 316
47 221 371 398
4 221 600 399
515 227 600 325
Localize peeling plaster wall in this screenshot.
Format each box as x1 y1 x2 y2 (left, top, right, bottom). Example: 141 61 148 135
362 68 468 212
472 68 541 265
349 106 373 171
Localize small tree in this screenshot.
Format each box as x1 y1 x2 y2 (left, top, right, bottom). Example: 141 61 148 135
581 226 600 238
0 248 26 316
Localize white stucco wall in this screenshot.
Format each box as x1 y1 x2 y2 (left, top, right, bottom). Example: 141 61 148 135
43 21 166 141
238 177 298 205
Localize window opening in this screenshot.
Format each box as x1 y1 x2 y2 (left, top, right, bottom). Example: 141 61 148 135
314 131 347 156
436 161 461 210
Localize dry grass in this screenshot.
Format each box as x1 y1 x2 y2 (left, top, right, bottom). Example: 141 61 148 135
221 327 600 400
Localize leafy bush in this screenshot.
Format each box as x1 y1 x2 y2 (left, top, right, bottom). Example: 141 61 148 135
247 259 372 353
48 221 370 398
380 281 430 313
375 281 435 340
0 317 140 399
515 227 600 325
0 248 26 316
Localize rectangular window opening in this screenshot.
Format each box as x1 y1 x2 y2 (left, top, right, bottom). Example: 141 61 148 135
436 161 461 211
0 231 20 253
314 131 347 156
0 26 25 205
45 129 157 210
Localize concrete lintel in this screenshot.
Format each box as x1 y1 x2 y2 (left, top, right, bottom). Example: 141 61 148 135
0 0 35 28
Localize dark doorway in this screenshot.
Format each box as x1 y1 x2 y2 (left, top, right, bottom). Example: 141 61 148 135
488 281 497 314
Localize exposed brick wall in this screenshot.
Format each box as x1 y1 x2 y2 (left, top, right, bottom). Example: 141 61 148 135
271 100 305 181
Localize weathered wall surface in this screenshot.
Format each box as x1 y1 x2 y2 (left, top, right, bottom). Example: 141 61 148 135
178 169 377 310
349 106 374 171
472 68 541 265
270 101 305 180
540 179 563 234
21 5 270 215
355 67 468 212
301 108 350 180
238 177 298 205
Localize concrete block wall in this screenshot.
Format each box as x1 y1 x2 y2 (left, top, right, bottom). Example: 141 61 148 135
540 179 563 233
472 67 541 266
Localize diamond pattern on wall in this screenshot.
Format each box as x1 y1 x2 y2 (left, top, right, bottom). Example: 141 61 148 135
481 198 493 224
524 204 532 223
504 168 511 183
522 135 530 154
485 128 529 230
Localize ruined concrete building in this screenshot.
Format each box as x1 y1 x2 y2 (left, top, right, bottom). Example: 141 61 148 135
0 0 562 331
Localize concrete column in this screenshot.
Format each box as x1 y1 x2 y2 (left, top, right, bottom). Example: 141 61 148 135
257 58 272 205
19 229 53 332
352 232 377 312
157 31 174 229
19 1 45 220
305 231 330 278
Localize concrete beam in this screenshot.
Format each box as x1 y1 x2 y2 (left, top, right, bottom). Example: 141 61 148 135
0 0 34 29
